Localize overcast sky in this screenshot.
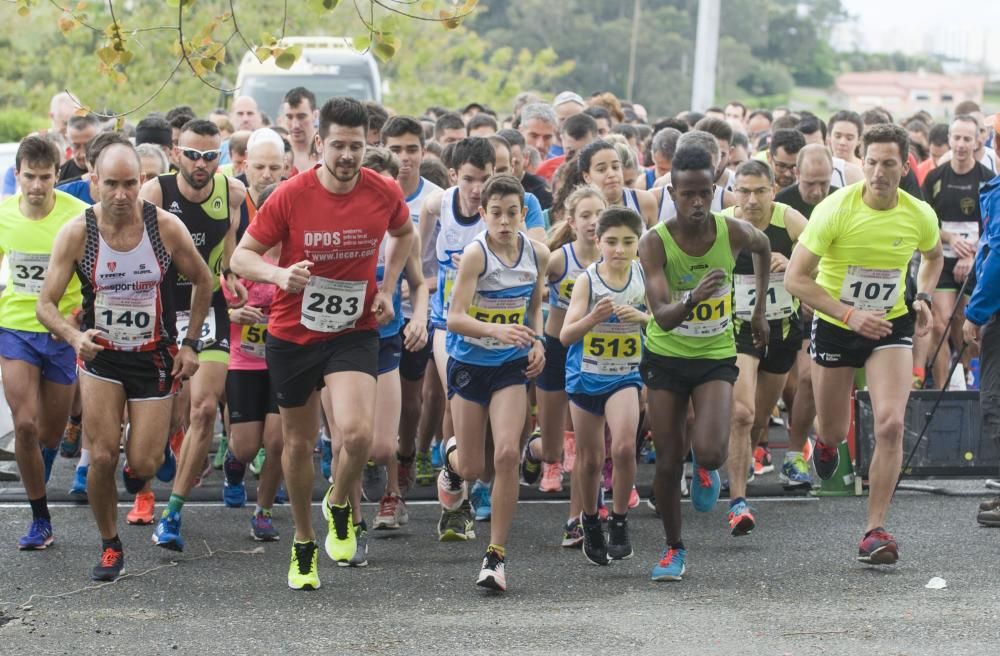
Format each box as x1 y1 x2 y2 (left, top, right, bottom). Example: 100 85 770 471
840 0 1000 35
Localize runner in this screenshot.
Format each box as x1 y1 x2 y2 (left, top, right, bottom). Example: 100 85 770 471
722 160 807 535
518 103 559 161
564 140 657 228
767 129 807 191
785 124 943 565
561 206 648 564
440 173 548 591
0 136 88 549
231 96 414 590
538 185 605 545
36 141 212 581
639 144 771 581
282 87 319 174
434 113 467 146
140 118 248 551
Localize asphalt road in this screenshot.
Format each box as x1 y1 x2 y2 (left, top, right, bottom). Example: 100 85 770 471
1 454 999 656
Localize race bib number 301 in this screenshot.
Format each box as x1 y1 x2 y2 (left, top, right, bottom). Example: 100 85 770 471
673 285 732 337
300 277 367 333
838 266 900 313
734 273 794 320
9 251 50 296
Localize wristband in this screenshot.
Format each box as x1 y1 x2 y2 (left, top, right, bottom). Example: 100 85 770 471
841 308 854 325
71 307 83 319
914 292 933 310
533 334 544 343
222 267 233 278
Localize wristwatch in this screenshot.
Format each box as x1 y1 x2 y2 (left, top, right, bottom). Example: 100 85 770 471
914 292 933 310
181 337 205 353
682 291 696 310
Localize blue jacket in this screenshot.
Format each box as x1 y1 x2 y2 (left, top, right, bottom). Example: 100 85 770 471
966 175 1000 325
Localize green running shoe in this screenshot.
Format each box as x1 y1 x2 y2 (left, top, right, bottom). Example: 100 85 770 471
288 540 320 590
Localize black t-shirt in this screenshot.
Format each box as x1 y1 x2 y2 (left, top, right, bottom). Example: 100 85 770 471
522 172 552 210
900 168 923 200
57 159 87 184
922 161 995 257
774 183 839 219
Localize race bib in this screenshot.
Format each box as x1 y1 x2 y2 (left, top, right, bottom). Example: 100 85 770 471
674 285 732 337
839 266 900 313
176 309 216 345
734 273 794 321
95 294 157 349
441 267 458 311
300 277 367 333
465 295 526 350
942 221 980 258
240 322 267 358
554 277 575 309
581 322 641 375
9 251 49 296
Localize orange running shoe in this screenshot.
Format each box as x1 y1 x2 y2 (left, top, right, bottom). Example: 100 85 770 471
126 491 156 525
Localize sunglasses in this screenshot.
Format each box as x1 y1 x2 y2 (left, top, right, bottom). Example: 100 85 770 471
179 147 222 162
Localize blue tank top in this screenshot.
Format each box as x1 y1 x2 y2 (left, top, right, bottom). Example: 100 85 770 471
446 231 538 367
565 260 646 396
547 242 588 310
375 235 403 338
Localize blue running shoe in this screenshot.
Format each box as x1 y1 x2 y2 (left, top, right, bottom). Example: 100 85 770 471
651 547 686 581
275 484 289 504
41 446 57 484
152 511 184 552
223 480 247 508
430 439 443 469
18 518 54 550
320 440 333 481
469 480 492 522
156 440 176 483
69 465 88 499
691 458 720 513
780 453 813 489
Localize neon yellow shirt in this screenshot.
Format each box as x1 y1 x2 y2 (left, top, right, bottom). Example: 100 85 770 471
798 182 939 329
0 190 87 332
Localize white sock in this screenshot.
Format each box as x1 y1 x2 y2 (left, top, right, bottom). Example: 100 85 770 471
78 448 91 468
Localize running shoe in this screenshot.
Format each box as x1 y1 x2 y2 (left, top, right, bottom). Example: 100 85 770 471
977 497 1000 526
597 487 608 522
607 515 633 560
476 546 506 591
41 446 57 484
121 464 145 495
563 431 576 473
69 465 88 499
212 435 228 470
437 437 465 509
628 486 640 509
152 511 184 552
155 440 176 483
251 511 279 542
753 445 774 475
520 431 542 486
646 491 658 513
223 480 247 508
126 491 156 525
414 451 434 486
248 448 266 477
288 540 320 590
275 484 288 504
651 547 686 581
373 494 408 530
469 480 492 522
18 518 54 550
539 462 563 493
581 514 609 565
338 521 369 567
813 439 840 481
60 420 82 458
561 517 584 548
458 500 476 539
438 501 475 542
779 453 813 488
430 439 443 469
727 500 756 537
691 461 721 513
397 456 415 496
321 490 356 562
320 440 333 482
361 460 387 503
857 528 899 565
92 544 124 582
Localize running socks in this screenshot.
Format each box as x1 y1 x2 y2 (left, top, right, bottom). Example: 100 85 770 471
29 495 50 521
164 493 185 516
729 497 746 509
487 543 505 558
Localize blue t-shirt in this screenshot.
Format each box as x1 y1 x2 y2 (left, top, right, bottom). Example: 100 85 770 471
525 192 544 231
56 179 94 205
2 166 15 197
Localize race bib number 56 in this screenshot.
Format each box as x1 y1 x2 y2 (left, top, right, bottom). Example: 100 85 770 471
300 277 367 333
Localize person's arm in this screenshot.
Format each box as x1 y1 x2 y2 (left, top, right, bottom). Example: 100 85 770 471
635 189 658 228
560 273 608 346
728 217 771 347
36 219 98 356
843 161 864 185
524 241 549 378
545 246 566 284
638 228 719 333
721 189 737 209
222 177 249 307
401 236 429 352
138 176 163 207
417 190 442 293
523 193 547 242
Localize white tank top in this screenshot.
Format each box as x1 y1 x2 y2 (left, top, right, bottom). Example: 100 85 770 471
435 186 483 265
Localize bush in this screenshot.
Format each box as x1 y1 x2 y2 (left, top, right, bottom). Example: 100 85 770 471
0 109 47 143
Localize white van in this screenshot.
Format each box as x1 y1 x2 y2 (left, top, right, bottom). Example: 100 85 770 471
234 37 382 120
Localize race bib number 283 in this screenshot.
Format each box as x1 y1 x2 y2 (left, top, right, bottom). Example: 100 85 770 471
300 277 367 333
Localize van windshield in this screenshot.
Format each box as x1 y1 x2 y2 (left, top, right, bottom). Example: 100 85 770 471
242 75 376 120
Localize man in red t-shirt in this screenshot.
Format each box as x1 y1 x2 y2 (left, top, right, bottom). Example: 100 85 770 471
232 97 414 590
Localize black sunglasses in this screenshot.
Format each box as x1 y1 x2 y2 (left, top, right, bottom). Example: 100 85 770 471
180 147 222 163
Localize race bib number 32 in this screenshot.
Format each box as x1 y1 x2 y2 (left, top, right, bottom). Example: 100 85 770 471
839 266 900 313
300 277 367 333
9 251 50 296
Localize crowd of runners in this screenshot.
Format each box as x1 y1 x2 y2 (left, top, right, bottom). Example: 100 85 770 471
4 83 1000 592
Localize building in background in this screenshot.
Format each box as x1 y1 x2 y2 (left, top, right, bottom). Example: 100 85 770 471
832 71 985 118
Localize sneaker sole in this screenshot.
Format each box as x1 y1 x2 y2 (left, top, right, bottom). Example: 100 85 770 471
153 539 184 552
337 557 368 568
18 540 54 551
91 569 123 582
438 529 469 542
251 530 280 542
651 568 685 582
561 538 583 548
583 549 611 566
475 573 506 591
730 517 755 537
373 520 400 530
778 474 812 489
857 547 898 565
976 517 1000 527
609 548 634 560
288 580 321 590
127 517 155 526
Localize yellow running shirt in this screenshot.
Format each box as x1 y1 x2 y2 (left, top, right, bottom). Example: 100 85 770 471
798 182 939 329
0 190 87 332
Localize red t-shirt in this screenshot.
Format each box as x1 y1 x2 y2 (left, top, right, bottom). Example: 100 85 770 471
247 166 409 345
535 154 566 182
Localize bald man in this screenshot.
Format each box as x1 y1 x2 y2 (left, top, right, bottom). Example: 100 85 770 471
231 96 263 132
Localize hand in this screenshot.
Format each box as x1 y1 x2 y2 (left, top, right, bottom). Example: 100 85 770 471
614 304 647 324
950 237 975 260
525 339 545 379
224 274 248 309
450 252 462 267
589 297 615 324
172 345 201 380
277 260 313 293
489 322 535 348
954 257 973 283
73 328 105 362
691 269 726 304
963 319 982 347
769 252 789 273
751 307 769 349
371 290 395 327
229 304 265 326
403 318 428 352
845 308 893 340
913 299 933 338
